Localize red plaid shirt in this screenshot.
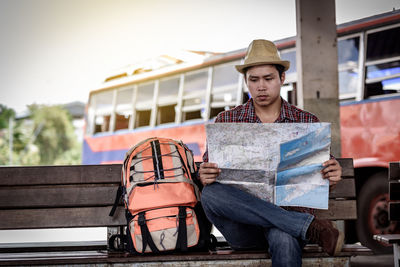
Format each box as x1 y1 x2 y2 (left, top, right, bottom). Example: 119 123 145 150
203 98 320 215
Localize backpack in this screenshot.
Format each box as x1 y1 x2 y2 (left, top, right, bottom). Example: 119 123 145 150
109 137 213 254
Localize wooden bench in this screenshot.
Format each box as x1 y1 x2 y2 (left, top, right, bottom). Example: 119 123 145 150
374 162 400 267
0 158 371 266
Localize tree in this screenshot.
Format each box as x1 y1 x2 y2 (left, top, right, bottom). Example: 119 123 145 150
29 104 81 165
0 105 40 165
0 105 29 165
0 104 81 166
0 104 16 129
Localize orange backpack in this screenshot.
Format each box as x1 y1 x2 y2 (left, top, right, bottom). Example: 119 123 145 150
110 137 211 253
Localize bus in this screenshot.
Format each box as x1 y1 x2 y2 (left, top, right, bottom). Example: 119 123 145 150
83 10 400 253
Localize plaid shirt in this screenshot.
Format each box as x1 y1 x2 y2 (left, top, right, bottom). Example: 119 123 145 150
203 98 320 215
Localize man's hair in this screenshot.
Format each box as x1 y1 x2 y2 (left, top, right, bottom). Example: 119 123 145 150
244 64 285 81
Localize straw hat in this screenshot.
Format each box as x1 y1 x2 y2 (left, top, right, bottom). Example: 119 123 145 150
235 39 290 73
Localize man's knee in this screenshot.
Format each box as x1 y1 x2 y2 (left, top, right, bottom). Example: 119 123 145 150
201 182 236 217
200 183 216 210
201 182 222 204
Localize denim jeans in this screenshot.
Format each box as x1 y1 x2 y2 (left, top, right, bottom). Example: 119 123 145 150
201 182 314 267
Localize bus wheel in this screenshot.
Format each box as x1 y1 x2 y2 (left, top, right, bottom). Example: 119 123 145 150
356 171 398 254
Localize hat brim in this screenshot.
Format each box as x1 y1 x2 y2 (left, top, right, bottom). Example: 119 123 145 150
235 60 290 74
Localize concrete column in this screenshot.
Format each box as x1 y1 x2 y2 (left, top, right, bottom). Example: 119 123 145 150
296 0 341 157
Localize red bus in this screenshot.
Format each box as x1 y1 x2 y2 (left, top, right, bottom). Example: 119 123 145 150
83 10 400 253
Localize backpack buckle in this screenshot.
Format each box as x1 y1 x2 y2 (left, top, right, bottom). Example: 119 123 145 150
178 207 186 219
138 213 146 225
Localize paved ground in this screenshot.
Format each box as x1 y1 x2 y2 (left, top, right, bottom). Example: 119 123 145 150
351 254 394 267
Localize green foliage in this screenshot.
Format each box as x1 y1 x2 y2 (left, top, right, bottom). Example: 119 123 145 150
0 105 27 166
29 104 81 165
0 136 11 165
0 104 16 129
0 104 82 166
53 142 82 165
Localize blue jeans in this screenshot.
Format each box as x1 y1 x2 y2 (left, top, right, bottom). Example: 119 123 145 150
201 182 314 267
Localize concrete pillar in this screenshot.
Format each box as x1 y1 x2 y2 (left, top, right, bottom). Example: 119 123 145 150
295 0 341 157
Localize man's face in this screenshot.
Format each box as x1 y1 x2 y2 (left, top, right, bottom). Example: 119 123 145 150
245 64 285 108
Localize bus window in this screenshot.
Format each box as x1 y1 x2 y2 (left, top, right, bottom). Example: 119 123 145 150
115 87 133 131
210 62 240 118
157 77 179 124
338 36 360 99
365 26 400 98
366 26 400 61
382 77 400 92
281 49 297 83
135 110 151 127
280 49 297 105
135 82 154 128
92 90 114 133
182 69 208 121
365 76 400 98
280 83 295 103
366 61 400 81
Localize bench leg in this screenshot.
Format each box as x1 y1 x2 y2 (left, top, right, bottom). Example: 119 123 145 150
107 226 125 251
395 243 400 267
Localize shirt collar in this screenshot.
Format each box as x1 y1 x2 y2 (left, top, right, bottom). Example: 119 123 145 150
245 99 262 123
276 98 296 122
247 98 295 123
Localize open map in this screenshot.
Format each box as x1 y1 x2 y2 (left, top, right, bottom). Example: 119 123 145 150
206 123 331 209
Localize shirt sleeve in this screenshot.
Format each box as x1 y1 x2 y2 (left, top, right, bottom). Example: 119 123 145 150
310 114 320 122
202 112 226 162
202 148 209 163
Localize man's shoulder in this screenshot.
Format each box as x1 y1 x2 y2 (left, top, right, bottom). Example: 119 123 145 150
282 100 320 122
215 102 249 122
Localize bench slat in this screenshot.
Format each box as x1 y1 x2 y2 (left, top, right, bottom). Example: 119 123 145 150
0 161 353 186
329 178 355 198
336 158 354 177
373 234 400 244
0 199 356 230
389 162 400 180
0 244 372 266
389 202 400 221
314 200 357 220
0 185 120 208
0 178 355 209
0 165 121 186
390 181 400 201
0 206 125 229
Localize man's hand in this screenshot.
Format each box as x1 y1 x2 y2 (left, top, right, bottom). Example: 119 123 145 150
199 162 221 186
321 159 342 187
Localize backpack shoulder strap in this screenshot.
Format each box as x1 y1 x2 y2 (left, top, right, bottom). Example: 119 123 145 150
109 185 124 217
175 206 188 251
138 212 160 253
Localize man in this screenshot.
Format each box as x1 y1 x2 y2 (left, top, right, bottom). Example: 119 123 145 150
199 39 343 267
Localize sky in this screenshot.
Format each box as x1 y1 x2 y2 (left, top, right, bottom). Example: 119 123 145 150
0 0 399 114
